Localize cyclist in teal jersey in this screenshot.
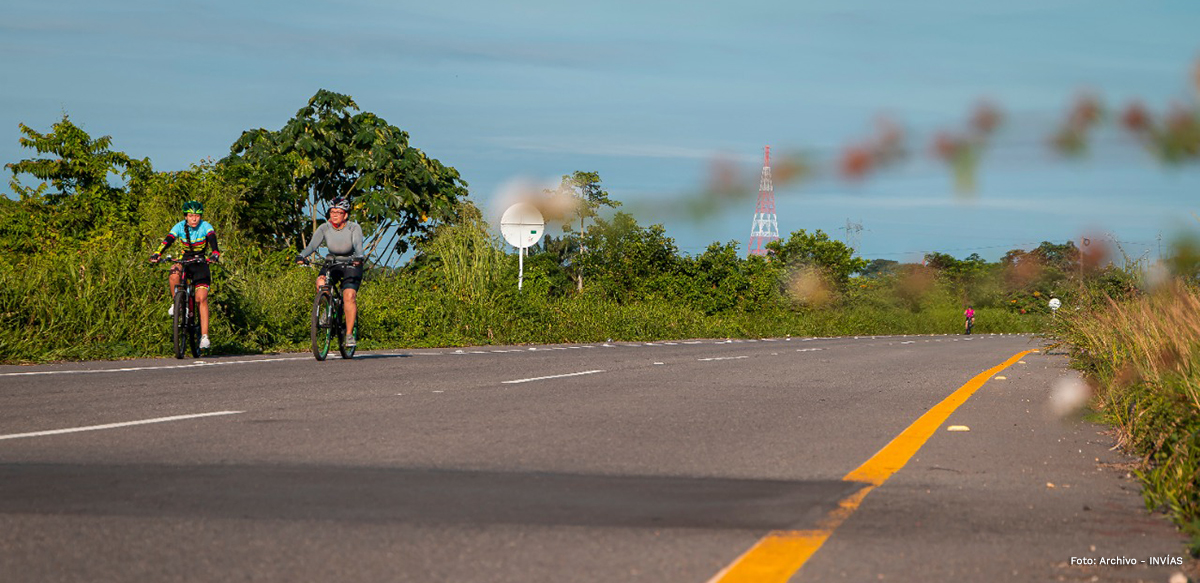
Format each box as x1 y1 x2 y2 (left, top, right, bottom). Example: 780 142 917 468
150 201 221 349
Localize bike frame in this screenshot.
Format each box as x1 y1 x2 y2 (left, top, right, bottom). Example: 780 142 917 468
164 255 207 358
320 277 346 336
307 256 357 361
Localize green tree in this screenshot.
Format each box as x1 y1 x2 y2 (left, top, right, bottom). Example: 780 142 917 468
924 251 988 282
996 242 1080 311
684 241 783 314
766 229 868 290
1030 240 1080 273
550 170 620 291
530 233 580 297
221 89 469 259
860 258 900 278
3 115 149 252
574 212 682 302
557 171 620 234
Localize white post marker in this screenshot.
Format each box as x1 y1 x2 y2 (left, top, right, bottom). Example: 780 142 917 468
500 203 545 291
1048 297 1061 318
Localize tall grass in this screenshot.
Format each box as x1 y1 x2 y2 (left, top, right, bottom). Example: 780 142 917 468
1 205 1046 363
1050 281 1200 553
420 212 508 305
0 243 165 360
0 252 1044 365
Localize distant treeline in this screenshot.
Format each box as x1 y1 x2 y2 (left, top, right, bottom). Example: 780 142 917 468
0 89 1149 364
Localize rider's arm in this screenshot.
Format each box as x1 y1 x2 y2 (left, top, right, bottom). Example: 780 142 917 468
153 221 186 257
154 234 175 256
351 223 365 261
297 223 327 261
206 228 220 261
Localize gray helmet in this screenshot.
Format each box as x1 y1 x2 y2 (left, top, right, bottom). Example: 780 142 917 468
330 197 351 213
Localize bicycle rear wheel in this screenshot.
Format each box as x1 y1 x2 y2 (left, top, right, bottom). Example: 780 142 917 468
172 290 188 359
311 290 333 361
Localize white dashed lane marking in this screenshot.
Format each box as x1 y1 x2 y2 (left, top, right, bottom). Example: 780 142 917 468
0 411 244 441
0 356 310 377
501 370 607 384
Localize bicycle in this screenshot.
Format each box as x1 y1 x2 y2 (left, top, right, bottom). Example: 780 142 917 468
303 256 359 361
965 317 974 335
160 254 209 359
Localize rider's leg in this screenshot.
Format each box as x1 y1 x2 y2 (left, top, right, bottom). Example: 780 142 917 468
316 275 326 289
196 285 210 336
168 266 182 297
343 287 357 336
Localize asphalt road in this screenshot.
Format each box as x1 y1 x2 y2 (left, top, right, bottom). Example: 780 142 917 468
0 334 1189 582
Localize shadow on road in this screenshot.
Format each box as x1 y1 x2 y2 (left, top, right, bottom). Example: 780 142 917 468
0 463 866 530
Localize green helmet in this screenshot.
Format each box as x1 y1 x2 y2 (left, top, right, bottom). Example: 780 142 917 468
182 200 204 215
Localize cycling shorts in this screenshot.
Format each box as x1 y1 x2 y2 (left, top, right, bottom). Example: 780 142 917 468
320 262 363 291
178 259 212 288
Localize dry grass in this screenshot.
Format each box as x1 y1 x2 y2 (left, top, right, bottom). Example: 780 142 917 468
1054 280 1200 554
1063 281 1200 411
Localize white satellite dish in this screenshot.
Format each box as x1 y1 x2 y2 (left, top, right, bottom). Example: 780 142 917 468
500 203 545 290
500 203 545 249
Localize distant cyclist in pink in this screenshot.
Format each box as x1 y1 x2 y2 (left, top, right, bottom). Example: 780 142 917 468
964 306 975 334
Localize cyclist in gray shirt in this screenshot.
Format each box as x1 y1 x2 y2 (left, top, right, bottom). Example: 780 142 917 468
296 196 365 347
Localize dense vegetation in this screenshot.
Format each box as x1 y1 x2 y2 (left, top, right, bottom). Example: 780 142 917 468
2 91 1196 552
0 90 1066 364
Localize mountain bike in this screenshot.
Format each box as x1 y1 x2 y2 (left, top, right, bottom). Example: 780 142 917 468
304 256 359 361
162 255 209 359
964 317 974 335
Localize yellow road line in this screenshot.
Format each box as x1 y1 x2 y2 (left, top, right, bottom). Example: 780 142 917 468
708 349 1036 583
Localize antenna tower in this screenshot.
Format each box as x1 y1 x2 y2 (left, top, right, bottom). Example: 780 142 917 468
842 218 864 254
747 146 780 256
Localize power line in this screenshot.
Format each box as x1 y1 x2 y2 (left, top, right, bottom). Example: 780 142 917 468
860 242 1046 258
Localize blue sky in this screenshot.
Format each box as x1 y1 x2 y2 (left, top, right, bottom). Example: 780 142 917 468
4 0 1198 261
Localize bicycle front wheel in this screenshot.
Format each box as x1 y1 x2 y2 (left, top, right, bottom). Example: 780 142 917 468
311 290 333 361
338 322 357 360
172 290 188 359
189 301 202 358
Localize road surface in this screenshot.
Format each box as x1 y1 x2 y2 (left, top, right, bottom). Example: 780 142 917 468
0 334 1188 582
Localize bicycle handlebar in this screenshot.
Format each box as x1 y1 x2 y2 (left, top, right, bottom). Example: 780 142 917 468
297 255 362 267
157 254 211 265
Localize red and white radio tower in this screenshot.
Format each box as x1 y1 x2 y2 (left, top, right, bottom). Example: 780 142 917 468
747 145 780 256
